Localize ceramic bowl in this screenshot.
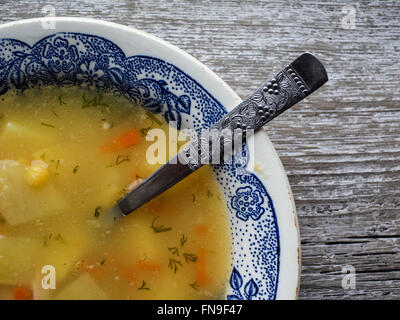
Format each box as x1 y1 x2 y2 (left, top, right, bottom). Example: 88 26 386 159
0 17 300 299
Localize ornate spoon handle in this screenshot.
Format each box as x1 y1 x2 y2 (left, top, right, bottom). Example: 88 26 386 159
113 52 328 217
211 52 327 133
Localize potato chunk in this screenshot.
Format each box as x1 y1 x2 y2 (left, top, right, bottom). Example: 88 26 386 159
0 236 39 285
39 228 89 283
54 274 107 300
0 122 54 156
0 160 66 225
117 216 162 262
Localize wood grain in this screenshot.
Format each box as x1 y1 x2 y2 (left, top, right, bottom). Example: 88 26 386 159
1 0 399 299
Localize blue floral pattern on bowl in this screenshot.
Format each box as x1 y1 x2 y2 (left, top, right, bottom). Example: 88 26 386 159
231 186 265 221
227 267 259 300
0 32 280 299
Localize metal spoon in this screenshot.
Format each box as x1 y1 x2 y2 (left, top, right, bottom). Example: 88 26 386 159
104 52 328 224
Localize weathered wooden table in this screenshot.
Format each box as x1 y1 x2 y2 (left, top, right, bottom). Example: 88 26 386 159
2 0 399 299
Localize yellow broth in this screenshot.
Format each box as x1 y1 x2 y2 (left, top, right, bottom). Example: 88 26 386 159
0 87 231 300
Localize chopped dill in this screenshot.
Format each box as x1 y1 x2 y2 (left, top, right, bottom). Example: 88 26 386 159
58 95 66 105
94 206 102 218
43 232 64 247
82 93 109 109
180 234 187 247
43 236 49 247
168 258 182 273
138 281 150 290
140 126 152 137
107 155 130 167
54 233 64 242
52 107 59 117
183 253 197 263
168 247 179 256
40 122 55 128
50 159 60 169
73 165 79 174
150 216 172 234
189 281 200 291
116 155 130 165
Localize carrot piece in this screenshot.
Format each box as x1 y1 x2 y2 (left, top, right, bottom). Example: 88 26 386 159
148 200 178 215
106 253 136 282
100 128 141 153
194 224 211 236
196 247 208 286
13 287 32 300
80 261 105 280
136 260 161 272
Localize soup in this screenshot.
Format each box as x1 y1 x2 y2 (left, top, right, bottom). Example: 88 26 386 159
0 87 231 300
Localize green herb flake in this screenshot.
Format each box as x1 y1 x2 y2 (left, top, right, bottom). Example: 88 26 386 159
180 234 187 247
40 122 55 128
183 253 198 263
168 247 179 256
116 155 130 165
140 127 152 137
150 216 172 234
73 165 79 174
58 95 66 105
82 93 109 109
52 107 60 117
100 258 106 266
138 281 150 290
54 233 64 242
207 190 213 198
50 159 61 169
94 206 102 218
168 258 182 273
189 281 199 291
43 233 53 247
107 155 130 168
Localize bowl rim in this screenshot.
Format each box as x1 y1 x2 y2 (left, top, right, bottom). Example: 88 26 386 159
0 17 301 299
